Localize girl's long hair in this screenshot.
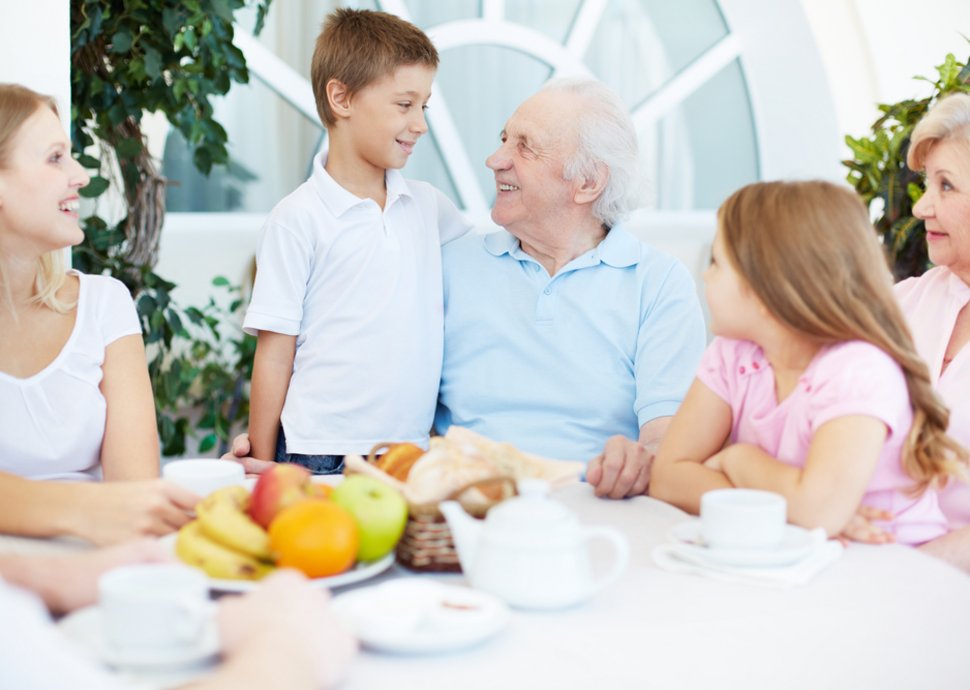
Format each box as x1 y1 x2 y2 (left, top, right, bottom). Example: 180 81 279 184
718 180 966 492
0 83 73 314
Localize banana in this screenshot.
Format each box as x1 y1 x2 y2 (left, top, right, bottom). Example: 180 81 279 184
196 485 272 560
176 520 274 581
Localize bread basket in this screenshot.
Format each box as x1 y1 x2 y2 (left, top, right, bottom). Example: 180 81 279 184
343 429 583 572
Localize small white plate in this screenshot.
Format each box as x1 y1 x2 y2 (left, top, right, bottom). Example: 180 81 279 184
669 520 823 568
161 534 395 592
333 580 511 654
58 605 220 671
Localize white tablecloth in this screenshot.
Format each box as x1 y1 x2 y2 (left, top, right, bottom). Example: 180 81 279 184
3 483 969 690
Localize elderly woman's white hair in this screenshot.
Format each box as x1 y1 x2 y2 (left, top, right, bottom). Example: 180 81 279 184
542 78 642 228
907 92 970 171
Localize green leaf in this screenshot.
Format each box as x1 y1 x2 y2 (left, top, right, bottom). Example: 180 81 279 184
212 276 230 287
144 47 162 80
110 29 132 53
115 136 143 158
79 176 110 198
198 434 217 453
76 153 101 168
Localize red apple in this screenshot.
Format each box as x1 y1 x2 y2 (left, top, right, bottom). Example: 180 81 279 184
248 464 327 528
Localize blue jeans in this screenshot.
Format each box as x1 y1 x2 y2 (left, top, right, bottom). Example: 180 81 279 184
274 426 344 475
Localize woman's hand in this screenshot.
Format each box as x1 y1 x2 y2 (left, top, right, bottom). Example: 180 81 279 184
217 570 357 689
0 539 171 615
69 480 199 546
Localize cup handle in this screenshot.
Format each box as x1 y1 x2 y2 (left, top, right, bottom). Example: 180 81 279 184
582 527 630 597
174 598 213 642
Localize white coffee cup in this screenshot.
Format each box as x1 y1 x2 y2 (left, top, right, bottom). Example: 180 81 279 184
162 458 244 497
99 564 211 655
700 489 787 550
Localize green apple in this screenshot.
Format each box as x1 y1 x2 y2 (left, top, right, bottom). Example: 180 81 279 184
331 475 408 562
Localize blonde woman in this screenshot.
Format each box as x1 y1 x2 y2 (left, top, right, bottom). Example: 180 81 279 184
650 180 964 544
0 83 196 542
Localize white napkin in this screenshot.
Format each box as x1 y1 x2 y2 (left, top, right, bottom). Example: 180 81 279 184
651 535 843 589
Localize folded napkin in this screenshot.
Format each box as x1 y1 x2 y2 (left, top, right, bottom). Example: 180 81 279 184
651 533 842 589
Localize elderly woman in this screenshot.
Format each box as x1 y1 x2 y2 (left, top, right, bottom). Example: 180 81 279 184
894 92 970 568
0 83 196 543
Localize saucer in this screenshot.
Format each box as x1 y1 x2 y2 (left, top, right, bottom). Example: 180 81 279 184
58 605 220 671
668 520 824 568
332 580 511 654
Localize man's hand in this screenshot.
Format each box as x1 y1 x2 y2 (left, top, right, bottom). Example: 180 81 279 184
585 435 654 499
221 433 277 475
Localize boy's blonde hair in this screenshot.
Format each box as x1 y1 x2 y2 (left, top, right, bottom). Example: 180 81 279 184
310 8 438 128
717 180 966 493
0 83 73 314
907 92 970 171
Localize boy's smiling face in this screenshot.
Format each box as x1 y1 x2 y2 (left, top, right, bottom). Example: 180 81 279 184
340 63 435 174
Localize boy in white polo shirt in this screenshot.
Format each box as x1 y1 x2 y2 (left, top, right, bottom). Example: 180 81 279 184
242 9 469 473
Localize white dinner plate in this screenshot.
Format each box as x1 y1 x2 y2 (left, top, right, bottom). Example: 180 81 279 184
668 520 824 568
58 605 220 671
332 580 511 654
161 534 395 592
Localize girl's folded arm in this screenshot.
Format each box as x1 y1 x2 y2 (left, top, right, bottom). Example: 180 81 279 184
720 415 888 535
648 379 735 514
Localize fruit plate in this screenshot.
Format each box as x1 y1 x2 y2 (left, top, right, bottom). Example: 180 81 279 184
160 534 395 592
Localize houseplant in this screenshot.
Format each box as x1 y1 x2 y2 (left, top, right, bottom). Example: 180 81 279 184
843 50 970 280
70 0 271 455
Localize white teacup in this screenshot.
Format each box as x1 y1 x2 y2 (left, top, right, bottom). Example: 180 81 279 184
700 489 787 550
162 458 244 497
99 564 211 655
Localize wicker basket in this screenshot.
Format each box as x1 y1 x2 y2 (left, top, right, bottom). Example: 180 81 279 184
352 444 516 572
395 477 516 572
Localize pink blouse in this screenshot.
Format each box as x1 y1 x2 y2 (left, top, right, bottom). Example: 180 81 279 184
895 266 970 529
697 337 947 545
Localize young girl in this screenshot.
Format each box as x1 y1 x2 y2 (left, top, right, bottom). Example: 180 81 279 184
0 83 196 542
649 180 965 545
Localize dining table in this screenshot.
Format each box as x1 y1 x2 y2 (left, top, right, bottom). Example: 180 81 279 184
3 481 970 690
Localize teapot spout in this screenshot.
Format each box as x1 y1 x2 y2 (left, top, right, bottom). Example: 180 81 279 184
440 501 481 575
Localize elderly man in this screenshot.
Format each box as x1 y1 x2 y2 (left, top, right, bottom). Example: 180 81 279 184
434 78 706 498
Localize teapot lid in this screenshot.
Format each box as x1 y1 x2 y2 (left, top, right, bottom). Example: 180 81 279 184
486 479 576 537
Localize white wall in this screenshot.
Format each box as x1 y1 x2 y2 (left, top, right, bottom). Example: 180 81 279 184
0 0 71 128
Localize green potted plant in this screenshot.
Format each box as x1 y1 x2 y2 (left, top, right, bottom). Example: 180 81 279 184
70 0 271 455
843 50 970 280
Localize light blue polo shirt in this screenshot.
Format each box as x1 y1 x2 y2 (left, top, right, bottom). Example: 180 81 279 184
434 225 706 462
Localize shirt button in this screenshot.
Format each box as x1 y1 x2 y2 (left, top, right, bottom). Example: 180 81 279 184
739 366 746 374
752 361 760 370
543 288 551 295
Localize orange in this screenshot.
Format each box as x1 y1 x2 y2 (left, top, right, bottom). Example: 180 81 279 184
268 500 359 578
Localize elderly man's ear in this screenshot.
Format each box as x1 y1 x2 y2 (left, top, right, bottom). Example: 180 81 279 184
573 162 608 206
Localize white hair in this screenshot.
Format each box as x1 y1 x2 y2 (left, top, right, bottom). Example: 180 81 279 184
908 92 970 171
541 77 642 227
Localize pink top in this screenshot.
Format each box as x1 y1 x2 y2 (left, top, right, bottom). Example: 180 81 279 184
895 266 970 528
697 337 947 545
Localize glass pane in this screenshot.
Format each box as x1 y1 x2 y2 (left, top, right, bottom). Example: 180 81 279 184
432 44 552 207
648 59 759 211
585 0 728 109
163 77 320 213
507 0 582 44
402 127 460 203
404 0 481 25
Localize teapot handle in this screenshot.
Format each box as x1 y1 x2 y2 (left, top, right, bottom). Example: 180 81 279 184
582 527 630 597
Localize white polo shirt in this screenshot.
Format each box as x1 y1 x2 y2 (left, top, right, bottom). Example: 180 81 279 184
244 153 470 455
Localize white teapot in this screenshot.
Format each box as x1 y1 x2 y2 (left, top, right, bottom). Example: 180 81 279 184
440 480 629 610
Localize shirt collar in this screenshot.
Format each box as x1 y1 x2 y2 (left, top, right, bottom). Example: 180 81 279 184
310 151 412 217
483 224 641 268
944 267 970 304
